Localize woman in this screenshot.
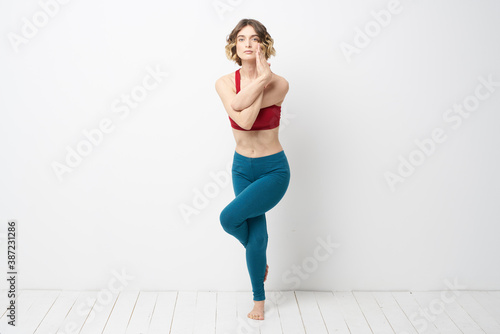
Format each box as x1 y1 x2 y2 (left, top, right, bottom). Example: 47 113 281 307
215 18 290 321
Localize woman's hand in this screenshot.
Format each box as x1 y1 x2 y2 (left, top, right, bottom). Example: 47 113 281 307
256 43 272 86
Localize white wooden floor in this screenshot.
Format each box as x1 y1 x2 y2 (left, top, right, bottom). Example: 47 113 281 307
0 290 499 333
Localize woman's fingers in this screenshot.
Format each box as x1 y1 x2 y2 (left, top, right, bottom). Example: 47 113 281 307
256 43 271 79
258 44 266 67
256 44 261 71
256 43 264 72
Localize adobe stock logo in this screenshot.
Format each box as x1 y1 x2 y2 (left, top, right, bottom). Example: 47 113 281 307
56 268 134 334
384 74 500 191
282 234 340 288
400 277 466 334
178 161 233 225
7 0 73 53
340 0 403 63
51 64 168 182
212 0 244 20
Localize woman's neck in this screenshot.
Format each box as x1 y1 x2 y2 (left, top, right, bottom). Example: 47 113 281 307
240 60 258 80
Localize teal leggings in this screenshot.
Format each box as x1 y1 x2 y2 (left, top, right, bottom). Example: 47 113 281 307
220 150 290 301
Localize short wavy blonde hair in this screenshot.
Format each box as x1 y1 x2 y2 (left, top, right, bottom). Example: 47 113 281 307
225 18 276 66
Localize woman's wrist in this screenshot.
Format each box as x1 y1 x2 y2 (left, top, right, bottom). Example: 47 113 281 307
259 73 272 85
257 74 271 88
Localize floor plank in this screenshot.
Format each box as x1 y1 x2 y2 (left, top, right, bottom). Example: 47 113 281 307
470 291 500 324
34 290 80 334
295 290 328 333
487 291 500 300
275 291 305 334
125 291 158 333
79 289 120 334
56 290 97 334
18 290 60 333
455 291 500 334
419 291 485 334
373 291 418 334
335 291 372 334
215 291 238 334
0 289 498 333
393 291 440 334
354 291 394 334
170 291 197 334
193 292 217 334
148 291 177 334
409 291 463 334
315 291 350 334
102 290 140 333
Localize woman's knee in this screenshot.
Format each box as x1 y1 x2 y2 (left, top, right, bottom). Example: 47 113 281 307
246 233 268 249
219 207 236 232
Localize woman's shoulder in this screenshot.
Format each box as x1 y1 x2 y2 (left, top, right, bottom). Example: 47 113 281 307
269 72 288 92
215 71 237 95
215 71 237 87
271 72 287 84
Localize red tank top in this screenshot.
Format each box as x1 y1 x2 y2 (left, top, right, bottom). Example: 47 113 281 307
229 69 281 131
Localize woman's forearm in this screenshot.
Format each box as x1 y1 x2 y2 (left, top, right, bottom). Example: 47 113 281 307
237 89 265 130
231 75 268 111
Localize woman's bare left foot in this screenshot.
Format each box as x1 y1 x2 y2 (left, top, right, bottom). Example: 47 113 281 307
248 300 265 320
264 264 269 282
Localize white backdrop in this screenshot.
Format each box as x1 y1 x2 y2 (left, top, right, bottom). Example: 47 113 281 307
1 0 499 293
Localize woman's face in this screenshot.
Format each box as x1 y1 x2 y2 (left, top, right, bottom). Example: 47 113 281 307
236 25 261 61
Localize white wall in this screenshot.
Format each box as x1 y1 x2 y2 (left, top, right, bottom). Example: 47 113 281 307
1 0 499 293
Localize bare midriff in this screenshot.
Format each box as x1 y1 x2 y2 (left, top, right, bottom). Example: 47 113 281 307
232 126 283 158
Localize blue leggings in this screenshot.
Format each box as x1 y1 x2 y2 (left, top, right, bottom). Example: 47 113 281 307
219 149 290 301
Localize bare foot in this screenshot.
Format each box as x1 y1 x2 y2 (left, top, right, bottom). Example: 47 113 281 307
248 300 265 320
264 264 269 282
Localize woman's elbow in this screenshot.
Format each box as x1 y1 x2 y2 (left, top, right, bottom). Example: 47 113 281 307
238 122 252 130
236 118 252 130
231 101 242 111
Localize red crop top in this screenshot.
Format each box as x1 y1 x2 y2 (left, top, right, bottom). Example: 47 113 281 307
229 69 281 131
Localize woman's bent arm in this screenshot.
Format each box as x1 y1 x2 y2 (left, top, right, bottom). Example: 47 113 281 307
216 77 265 130
230 75 269 111
237 90 264 130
